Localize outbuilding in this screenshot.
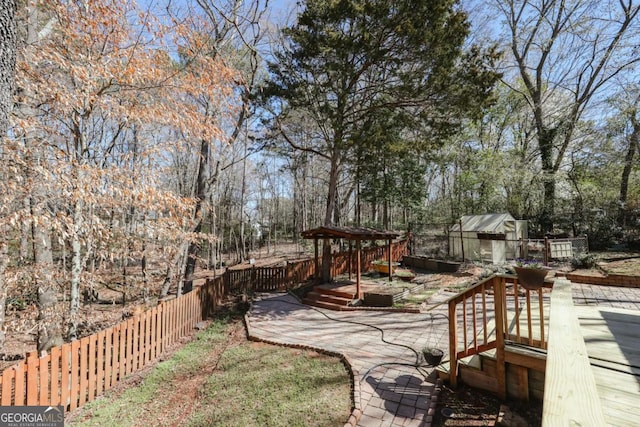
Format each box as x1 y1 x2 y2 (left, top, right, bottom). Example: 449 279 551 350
449 213 528 264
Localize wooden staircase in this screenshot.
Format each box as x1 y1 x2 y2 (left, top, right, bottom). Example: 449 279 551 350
302 285 355 311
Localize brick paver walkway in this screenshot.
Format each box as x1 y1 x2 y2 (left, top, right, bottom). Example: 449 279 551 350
245 280 640 427
246 292 452 427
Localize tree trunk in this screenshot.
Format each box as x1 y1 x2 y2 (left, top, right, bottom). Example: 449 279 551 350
356 180 361 227
20 198 31 262
0 239 8 348
161 241 189 298
322 146 341 282
0 0 16 136
0 3 18 348
69 198 83 340
239 142 247 262
618 116 639 227
34 219 62 354
539 128 557 234
183 137 209 293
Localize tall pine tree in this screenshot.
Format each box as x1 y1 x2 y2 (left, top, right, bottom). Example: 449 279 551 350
262 0 499 280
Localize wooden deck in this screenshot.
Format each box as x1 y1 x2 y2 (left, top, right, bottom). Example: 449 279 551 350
575 305 640 426
449 276 640 426
508 286 640 426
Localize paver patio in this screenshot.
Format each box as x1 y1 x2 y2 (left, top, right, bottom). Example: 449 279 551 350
245 279 640 426
246 291 453 427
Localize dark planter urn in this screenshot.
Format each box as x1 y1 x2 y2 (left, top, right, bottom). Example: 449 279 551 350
514 266 549 290
422 348 444 366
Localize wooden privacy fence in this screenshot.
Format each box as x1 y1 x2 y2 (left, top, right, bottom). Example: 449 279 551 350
331 241 408 277
224 259 317 293
0 239 407 410
0 278 224 410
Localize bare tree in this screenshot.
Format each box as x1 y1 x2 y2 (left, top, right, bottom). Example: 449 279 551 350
497 0 640 232
180 0 268 291
612 87 640 227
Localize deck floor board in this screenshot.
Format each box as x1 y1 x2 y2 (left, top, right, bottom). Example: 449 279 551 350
575 305 640 426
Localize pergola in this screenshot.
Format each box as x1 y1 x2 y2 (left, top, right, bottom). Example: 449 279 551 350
300 225 400 299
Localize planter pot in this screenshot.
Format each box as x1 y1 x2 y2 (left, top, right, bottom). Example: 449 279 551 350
514 266 549 290
422 348 444 366
395 269 416 282
363 292 394 307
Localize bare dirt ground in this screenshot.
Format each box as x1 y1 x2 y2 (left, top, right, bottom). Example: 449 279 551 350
0 243 310 369
64 313 247 426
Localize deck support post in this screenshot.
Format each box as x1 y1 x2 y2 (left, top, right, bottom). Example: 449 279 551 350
494 277 507 400
448 301 458 388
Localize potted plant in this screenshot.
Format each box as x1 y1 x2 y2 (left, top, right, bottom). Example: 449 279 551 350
513 259 549 290
394 268 416 282
421 347 444 366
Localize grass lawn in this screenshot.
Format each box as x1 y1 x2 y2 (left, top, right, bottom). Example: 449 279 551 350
66 312 352 427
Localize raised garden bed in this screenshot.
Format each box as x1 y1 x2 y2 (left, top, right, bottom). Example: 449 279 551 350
371 260 400 274
403 255 461 272
363 280 433 307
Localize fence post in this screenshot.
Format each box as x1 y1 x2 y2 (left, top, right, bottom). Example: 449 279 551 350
544 236 550 266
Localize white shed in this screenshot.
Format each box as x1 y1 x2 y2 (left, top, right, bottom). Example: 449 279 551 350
449 213 528 264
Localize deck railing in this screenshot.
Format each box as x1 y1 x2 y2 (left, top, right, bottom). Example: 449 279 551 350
447 274 552 398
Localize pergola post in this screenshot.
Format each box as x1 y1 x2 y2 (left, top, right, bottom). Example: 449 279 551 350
356 239 362 299
313 238 319 280
387 238 393 281
348 241 353 280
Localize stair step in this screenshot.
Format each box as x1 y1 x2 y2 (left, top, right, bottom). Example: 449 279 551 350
436 345 548 393
306 291 353 306
302 298 353 311
460 365 500 394
314 286 354 299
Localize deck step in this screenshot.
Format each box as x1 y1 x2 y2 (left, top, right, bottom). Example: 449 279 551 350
305 290 353 306
437 345 548 399
436 354 499 394
302 298 354 311
302 285 357 311
314 285 355 299
435 354 481 380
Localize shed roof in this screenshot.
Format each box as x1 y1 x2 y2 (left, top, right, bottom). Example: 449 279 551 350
450 213 515 232
300 225 400 240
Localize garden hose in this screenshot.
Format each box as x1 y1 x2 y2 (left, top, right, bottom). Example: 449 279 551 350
257 291 449 383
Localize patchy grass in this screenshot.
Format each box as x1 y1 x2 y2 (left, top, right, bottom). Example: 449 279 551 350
393 289 439 309
67 314 351 427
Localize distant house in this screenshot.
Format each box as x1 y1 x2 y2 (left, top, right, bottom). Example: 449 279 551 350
449 213 528 264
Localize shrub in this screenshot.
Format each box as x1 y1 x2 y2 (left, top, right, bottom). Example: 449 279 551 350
571 253 596 269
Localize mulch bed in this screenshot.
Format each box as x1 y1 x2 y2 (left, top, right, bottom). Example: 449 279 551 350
433 384 542 427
